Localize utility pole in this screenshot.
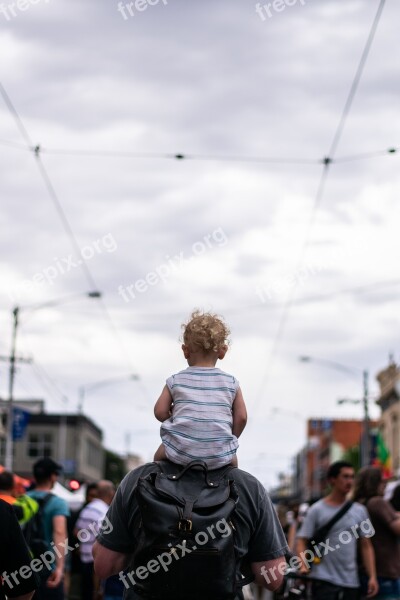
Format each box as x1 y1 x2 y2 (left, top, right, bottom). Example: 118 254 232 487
5 307 19 471
4 291 101 471
362 369 370 468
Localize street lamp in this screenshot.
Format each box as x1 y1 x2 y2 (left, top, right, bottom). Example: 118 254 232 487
298 355 370 467
77 374 140 414
5 290 101 470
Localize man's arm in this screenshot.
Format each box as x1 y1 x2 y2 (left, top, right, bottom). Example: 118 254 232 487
251 556 287 591
389 517 400 535
46 515 67 588
296 537 310 573
92 541 130 579
359 537 378 598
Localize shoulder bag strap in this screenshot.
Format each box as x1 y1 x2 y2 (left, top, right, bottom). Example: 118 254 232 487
313 500 354 544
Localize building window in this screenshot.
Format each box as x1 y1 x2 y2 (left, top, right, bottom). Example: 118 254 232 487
87 439 101 470
28 433 54 458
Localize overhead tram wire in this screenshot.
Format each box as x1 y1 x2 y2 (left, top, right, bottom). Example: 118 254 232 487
0 138 32 151
334 147 398 163
252 0 387 417
39 148 320 166
29 362 69 408
0 84 138 375
0 136 397 166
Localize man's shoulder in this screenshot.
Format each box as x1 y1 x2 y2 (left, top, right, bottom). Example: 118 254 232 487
230 467 266 490
306 498 325 513
81 498 108 518
46 493 69 515
28 490 68 514
0 497 14 517
349 500 369 518
123 462 265 486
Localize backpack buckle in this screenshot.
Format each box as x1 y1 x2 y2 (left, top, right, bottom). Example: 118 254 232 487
178 519 192 531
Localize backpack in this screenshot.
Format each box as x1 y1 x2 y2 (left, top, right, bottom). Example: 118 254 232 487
14 494 39 526
23 493 53 576
130 460 250 600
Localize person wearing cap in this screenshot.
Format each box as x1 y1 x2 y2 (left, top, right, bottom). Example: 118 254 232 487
27 458 70 600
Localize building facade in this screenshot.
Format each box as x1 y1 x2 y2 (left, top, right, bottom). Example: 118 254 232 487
294 418 377 502
376 362 400 474
0 400 105 482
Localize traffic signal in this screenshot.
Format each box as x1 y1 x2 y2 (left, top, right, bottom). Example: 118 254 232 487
68 479 81 491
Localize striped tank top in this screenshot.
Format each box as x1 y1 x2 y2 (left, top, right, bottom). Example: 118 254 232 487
160 366 239 470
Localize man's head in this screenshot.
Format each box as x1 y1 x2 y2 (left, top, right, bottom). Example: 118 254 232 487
33 457 62 488
86 482 99 504
96 480 116 506
327 461 355 495
0 470 15 495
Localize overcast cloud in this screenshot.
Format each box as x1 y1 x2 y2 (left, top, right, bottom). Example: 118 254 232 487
1 0 399 487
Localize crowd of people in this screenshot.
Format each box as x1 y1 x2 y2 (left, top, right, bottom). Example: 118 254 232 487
268 461 400 600
0 458 125 600
2 313 400 599
2 457 400 599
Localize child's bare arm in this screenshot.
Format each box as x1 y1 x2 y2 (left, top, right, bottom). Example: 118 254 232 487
232 387 247 438
154 385 173 422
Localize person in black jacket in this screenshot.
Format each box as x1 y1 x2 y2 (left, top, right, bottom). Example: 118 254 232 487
93 462 289 600
0 498 38 600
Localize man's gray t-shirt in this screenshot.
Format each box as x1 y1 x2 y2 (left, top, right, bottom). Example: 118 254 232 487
297 499 373 588
97 462 289 599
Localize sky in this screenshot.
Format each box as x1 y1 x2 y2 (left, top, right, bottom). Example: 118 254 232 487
1 0 399 488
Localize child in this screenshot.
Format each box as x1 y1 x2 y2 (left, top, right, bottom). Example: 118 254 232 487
154 310 247 469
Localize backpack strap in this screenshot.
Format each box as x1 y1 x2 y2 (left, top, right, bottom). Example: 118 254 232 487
37 493 54 508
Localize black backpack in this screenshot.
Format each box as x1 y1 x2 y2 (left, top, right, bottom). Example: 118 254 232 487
130 460 249 600
23 493 53 574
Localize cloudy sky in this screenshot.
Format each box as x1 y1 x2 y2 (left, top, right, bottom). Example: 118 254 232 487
1 0 399 487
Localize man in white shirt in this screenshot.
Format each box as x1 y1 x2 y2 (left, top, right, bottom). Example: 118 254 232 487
75 480 115 599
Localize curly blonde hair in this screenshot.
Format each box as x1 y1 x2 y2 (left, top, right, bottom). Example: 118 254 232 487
182 310 230 354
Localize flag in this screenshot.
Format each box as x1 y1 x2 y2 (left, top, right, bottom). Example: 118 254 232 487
372 430 392 478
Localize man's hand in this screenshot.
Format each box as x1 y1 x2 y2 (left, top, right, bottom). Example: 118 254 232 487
359 537 377 598
298 562 310 575
296 537 312 575
366 576 379 598
46 566 63 588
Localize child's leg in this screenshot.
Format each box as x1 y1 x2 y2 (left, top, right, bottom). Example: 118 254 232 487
154 443 168 461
